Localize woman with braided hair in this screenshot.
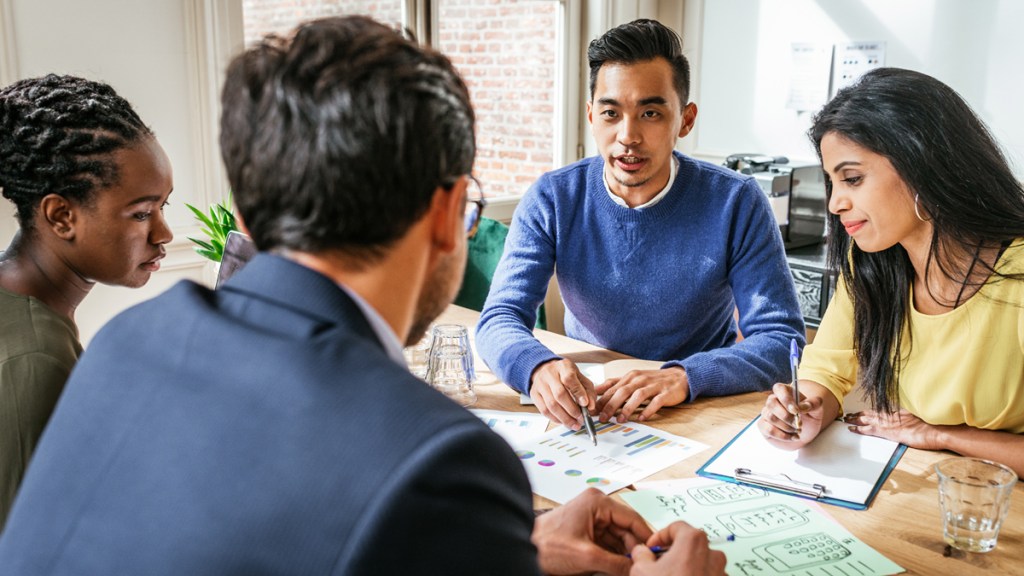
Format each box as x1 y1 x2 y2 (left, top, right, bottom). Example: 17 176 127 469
0 74 173 527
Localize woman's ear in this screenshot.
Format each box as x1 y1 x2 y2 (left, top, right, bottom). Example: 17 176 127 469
38 194 76 240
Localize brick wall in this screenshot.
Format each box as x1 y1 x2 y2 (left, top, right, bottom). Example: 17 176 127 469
241 0 558 199
242 1 403 44
437 0 557 198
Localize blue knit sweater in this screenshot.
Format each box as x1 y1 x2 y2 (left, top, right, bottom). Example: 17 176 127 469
476 152 805 399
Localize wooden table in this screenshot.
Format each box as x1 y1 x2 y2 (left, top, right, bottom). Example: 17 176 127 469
437 306 1024 575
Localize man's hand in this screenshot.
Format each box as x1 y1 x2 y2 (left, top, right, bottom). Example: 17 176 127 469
595 368 688 423
629 522 727 576
530 359 596 428
532 488 653 576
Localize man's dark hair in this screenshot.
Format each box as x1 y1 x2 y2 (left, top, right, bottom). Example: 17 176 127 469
219 15 476 263
0 74 152 229
587 19 691 107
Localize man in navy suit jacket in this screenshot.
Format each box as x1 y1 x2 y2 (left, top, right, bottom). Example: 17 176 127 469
0 16 725 576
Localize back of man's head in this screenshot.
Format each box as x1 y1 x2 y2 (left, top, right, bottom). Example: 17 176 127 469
587 18 690 106
219 16 475 263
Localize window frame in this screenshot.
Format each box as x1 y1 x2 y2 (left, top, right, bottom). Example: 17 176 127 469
207 1 686 224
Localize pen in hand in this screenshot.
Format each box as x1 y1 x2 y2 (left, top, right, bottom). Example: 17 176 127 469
580 404 598 446
790 338 801 431
626 535 736 558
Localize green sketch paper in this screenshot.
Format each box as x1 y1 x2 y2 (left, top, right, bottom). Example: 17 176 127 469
622 477 904 576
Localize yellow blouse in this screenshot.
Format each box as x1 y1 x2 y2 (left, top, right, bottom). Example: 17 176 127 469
802 242 1024 434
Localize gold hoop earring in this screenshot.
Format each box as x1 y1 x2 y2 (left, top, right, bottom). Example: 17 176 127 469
914 193 931 222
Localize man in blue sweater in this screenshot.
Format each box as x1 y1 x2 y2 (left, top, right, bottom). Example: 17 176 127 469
477 19 805 430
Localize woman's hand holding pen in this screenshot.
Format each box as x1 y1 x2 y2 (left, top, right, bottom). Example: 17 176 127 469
628 522 727 576
758 380 841 450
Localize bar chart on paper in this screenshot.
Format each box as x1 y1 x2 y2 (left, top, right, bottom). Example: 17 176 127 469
470 409 549 448
515 421 707 503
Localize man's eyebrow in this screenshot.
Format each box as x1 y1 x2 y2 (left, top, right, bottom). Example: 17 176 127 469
596 96 669 107
638 96 668 106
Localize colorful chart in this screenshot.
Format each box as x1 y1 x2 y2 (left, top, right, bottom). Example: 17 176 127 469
516 420 707 503
471 409 550 449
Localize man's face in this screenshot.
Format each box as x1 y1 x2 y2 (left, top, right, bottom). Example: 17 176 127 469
587 58 696 201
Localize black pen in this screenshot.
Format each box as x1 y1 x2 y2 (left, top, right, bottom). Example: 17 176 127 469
580 404 598 446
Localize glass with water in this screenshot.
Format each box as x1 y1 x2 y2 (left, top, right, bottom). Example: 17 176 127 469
935 457 1017 553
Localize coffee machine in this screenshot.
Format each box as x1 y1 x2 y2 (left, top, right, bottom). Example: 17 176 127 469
723 153 827 250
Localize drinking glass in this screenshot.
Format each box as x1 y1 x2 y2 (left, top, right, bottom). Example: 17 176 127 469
935 457 1017 553
427 344 477 407
403 327 433 380
425 324 476 383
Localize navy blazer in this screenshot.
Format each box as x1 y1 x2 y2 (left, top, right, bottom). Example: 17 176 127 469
0 255 538 575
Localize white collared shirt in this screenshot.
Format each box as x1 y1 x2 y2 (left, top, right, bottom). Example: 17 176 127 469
604 155 680 209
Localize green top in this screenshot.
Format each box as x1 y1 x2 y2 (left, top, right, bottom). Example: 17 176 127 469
0 286 81 530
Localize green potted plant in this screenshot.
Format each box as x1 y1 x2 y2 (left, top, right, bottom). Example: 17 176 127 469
185 195 238 262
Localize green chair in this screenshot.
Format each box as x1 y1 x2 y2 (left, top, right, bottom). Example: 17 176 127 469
454 217 546 329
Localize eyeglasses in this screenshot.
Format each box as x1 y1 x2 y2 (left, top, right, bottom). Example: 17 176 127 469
464 177 486 238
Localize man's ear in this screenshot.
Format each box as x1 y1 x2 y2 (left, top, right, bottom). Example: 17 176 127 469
586 100 594 126
38 194 76 240
235 211 251 238
678 102 698 138
429 175 468 253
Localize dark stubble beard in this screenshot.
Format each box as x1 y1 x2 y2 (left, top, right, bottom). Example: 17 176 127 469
405 242 467 347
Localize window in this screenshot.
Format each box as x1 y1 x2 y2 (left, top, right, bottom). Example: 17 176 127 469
434 0 560 200
241 0 565 204
242 1 404 45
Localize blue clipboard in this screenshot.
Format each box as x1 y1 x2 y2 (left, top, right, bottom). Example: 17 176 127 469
697 416 907 510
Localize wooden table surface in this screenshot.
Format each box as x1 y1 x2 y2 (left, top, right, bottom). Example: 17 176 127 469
437 306 1024 575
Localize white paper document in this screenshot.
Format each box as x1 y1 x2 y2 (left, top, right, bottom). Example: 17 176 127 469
787 42 832 111
514 420 707 504
833 41 886 96
699 417 903 508
471 409 549 448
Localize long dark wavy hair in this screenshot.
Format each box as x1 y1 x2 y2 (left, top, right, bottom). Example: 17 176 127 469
810 67 1024 413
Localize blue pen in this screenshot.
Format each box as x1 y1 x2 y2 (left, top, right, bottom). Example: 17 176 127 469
790 338 801 430
626 535 735 558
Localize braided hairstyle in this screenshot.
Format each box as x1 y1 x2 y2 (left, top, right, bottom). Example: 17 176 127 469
0 74 152 230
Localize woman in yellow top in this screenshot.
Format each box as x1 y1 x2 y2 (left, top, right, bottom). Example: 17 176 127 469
758 67 1024 477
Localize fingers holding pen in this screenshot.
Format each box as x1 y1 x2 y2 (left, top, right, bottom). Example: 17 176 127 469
758 383 818 446
530 359 595 429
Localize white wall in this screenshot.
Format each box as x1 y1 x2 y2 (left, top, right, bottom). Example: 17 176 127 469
0 0 241 344
683 0 1024 173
